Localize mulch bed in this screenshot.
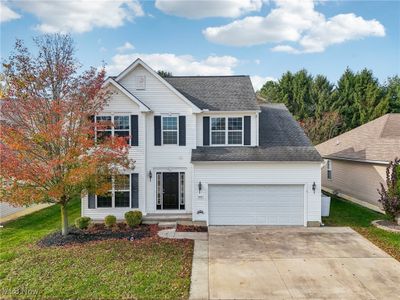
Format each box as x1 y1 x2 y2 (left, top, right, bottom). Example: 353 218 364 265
38 223 159 247
176 224 208 232
371 220 400 233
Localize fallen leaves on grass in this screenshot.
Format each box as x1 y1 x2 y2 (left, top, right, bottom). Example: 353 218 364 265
353 227 400 262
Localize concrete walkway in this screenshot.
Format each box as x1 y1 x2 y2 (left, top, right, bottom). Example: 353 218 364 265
158 228 208 240
191 226 400 300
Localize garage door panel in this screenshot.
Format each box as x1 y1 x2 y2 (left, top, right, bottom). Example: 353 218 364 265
209 184 304 225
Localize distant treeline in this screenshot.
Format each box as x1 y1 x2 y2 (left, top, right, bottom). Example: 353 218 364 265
258 68 400 144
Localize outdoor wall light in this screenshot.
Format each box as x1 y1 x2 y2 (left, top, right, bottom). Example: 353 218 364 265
312 182 316 193
198 181 202 193
148 170 152 181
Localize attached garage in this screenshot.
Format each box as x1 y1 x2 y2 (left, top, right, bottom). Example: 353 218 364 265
208 184 304 225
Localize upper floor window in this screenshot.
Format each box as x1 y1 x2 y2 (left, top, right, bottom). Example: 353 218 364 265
162 116 178 145
327 159 332 180
95 115 130 143
211 117 243 145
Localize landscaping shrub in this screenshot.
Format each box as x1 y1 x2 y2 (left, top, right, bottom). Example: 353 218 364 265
124 211 142 228
104 215 117 228
378 157 400 224
75 217 91 229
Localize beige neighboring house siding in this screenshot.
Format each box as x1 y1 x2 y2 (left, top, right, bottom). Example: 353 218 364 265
321 159 387 209
0 202 25 218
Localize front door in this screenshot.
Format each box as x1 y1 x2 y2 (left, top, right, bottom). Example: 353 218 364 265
162 172 179 209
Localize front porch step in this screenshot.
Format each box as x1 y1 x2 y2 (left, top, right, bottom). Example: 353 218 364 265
143 213 192 223
158 221 177 229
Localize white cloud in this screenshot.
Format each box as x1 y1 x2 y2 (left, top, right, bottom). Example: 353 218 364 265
117 42 135 52
106 53 238 76
155 0 263 19
254 59 261 65
203 0 385 53
271 45 300 54
13 0 144 33
251 75 277 91
0 3 20 23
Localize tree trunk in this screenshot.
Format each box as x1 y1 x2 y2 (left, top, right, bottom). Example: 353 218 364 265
61 202 69 236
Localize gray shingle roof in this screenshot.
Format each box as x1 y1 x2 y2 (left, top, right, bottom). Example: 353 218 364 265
165 76 259 111
191 104 322 162
316 113 400 163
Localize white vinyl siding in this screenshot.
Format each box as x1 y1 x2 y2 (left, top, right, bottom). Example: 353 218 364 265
209 184 304 225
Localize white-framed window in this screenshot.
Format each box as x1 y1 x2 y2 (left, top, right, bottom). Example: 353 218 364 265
162 116 178 145
95 115 130 142
97 175 130 208
210 117 243 145
327 159 332 180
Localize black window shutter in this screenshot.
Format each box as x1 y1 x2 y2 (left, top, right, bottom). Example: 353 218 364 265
203 116 210 146
244 116 251 145
179 116 186 146
131 115 138 146
89 115 95 140
131 173 139 208
154 116 161 146
88 194 96 209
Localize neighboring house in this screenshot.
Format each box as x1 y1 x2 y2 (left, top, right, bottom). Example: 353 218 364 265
316 114 400 212
81 59 322 226
0 202 25 218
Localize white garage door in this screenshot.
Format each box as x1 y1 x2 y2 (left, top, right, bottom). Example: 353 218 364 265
208 184 304 225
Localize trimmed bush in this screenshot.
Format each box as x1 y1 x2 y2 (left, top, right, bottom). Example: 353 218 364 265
124 211 142 228
104 215 117 228
75 217 91 230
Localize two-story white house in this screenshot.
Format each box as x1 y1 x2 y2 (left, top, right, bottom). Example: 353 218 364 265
82 58 322 226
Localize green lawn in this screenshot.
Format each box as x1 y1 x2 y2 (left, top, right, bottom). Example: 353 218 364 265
0 199 193 299
323 194 400 261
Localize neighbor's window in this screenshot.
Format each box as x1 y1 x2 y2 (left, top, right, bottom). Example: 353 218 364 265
211 117 243 145
162 116 178 145
96 175 130 208
327 160 332 180
95 115 130 142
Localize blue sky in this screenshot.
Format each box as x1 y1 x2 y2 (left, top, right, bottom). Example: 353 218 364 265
1 0 399 90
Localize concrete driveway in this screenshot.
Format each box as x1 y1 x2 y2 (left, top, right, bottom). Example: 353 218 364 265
191 226 400 299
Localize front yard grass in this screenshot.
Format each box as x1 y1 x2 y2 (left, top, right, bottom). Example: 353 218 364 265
323 194 400 261
0 199 194 299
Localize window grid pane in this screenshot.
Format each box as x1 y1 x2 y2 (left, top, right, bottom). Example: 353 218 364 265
211 118 225 130
114 175 130 190
211 132 225 144
163 117 177 130
97 193 112 207
115 191 130 207
228 132 242 144
228 118 242 130
114 116 129 130
163 131 177 144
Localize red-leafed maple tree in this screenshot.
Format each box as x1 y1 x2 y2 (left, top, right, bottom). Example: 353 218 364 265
0 34 132 236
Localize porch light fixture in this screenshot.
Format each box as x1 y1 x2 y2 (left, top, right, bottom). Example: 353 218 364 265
312 182 316 193
198 181 202 193
148 170 152 181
